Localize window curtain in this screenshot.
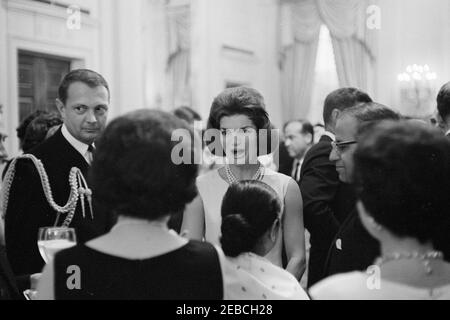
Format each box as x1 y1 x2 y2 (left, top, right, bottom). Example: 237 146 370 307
318 0 375 90
279 0 375 122
280 0 321 121
166 4 191 109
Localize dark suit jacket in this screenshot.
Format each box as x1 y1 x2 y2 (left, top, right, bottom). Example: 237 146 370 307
299 135 356 287
0 245 23 300
323 209 380 277
5 128 110 276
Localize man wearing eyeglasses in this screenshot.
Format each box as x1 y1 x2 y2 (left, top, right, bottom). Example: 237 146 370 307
322 102 400 279
299 88 372 287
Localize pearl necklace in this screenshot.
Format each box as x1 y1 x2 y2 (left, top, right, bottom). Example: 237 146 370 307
1 154 93 227
375 251 444 275
225 163 265 185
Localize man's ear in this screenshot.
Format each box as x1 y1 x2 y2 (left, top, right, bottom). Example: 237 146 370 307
331 109 340 124
55 99 65 119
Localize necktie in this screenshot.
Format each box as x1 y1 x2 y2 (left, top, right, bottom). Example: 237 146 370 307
292 160 301 182
86 144 94 164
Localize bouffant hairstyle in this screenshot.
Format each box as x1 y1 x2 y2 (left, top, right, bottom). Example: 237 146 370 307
206 87 276 156
90 109 199 220
220 180 281 257
354 121 450 244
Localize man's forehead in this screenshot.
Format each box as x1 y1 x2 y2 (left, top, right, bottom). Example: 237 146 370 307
66 82 109 100
285 121 304 133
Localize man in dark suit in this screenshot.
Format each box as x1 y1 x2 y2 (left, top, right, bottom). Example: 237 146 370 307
299 88 372 287
436 82 450 138
324 102 400 277
4 69 111 276
283 120 313 183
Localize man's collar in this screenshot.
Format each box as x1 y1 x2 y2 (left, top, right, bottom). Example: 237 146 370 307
322 131 335 141
61 124 89 157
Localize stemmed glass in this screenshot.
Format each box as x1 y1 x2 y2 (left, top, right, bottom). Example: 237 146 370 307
37 227 77 263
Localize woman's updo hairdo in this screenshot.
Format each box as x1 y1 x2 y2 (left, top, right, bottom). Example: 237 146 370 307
220 180 281 257
220 214 255 257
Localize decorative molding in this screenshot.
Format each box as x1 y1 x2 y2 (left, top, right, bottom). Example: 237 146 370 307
3 0 97 27
222 45 255 57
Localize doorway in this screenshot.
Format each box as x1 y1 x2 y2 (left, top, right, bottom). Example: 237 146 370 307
17 51 71 123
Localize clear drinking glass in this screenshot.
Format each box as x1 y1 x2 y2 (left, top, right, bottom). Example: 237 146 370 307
37 227 77 263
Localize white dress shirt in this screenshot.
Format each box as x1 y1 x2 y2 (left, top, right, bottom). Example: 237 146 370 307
291 158 303 182
61 125 94 165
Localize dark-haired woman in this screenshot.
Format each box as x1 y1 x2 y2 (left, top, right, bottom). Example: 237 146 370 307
37 110 223 299
220 180 309 300
181 87 306 280
311 121 450 299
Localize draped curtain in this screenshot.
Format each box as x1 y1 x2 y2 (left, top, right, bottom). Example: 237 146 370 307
166 3 191 109
280 0 375 121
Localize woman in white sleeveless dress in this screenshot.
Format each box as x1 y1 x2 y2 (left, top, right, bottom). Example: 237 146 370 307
182 87 306 280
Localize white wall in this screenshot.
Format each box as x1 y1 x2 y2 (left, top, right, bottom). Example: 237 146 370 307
191 0 282 128
374 0 450 117
0 0 149 156
0 0 102 156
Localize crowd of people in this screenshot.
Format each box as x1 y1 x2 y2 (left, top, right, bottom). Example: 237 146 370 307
0 68 449 300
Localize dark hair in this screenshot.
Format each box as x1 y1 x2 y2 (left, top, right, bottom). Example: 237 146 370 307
437 82 450 120
173 106 202 125
58 69 110 105
354 121 450 244
323 88 373 126
90 109 199 220
22 112 63 153
16 110 47 148
283 119 314 138
340 102 401 138
206 87 276 156
220 180 281 257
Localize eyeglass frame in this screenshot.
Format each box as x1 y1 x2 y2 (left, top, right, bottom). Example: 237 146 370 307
331 140 357 154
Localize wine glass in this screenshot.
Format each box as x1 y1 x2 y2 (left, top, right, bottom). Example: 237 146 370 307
37 227 77 263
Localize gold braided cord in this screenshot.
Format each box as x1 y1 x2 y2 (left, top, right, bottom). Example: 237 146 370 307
1 154 92 227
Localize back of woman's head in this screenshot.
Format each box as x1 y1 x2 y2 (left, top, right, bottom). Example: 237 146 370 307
90 109 199 221
220 180 281 257
354 120 450 244
23 112 63 153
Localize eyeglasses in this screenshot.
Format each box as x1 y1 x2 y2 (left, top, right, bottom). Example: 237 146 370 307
331 140 357 154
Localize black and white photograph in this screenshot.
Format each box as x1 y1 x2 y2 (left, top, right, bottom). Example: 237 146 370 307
0 0 449 305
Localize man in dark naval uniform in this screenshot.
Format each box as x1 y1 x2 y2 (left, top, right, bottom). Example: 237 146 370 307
5 69 111 276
